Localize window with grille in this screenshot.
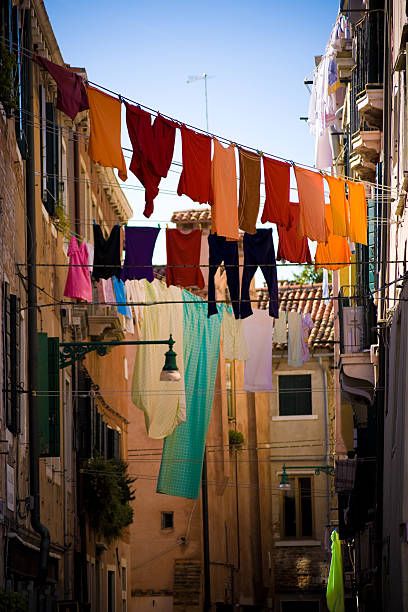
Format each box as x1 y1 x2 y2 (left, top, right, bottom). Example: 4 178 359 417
278 374 312 416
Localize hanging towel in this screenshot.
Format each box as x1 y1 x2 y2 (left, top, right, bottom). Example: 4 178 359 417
347 180 367 245
63 237 92 302
34 56 89 120
326 530 345 612
177 126 212 204
92 224 121 280
325 175 349 237
132 280 186 439
222 310 249 361
323 269 330 305
238 148 261 234
277 203 312 264
211 139 239 241
301 313 314 364
261 156 291 228
288 311 303 367
199 229 210 288
121 226 159 282
273 311 287 344
294 166 327 243
157 291 223 499
242 309 273 392
112 276 132 317
166 229 205 289
240 229 278 319
315 205 351 270
125 104 177 218
208 234 240 319
125 279 146 338
87 86 127 181
97 278 116 304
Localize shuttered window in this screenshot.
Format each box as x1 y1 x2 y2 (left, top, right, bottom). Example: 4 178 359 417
278 374 312 416
37 333 60 456
2 283 21 434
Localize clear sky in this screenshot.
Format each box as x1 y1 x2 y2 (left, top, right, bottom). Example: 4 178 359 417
46 0 339 277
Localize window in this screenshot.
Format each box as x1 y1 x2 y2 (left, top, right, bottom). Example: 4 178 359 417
282 476 313 539
2 282 20 434
225 360 236 420
39 85 60 216
107 427 121 460
107 570 115 612
161 511 174 530
278 374 312 416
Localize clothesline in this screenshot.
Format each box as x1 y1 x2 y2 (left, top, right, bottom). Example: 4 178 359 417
2 33 396 193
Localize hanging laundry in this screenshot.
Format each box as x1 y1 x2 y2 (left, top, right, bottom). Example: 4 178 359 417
222 310 249 361
87 86 127 181
177 126 212 204
326 530 345 612
112 276 132 318
315 205 351 270
211 139 239 241
208 234 240 319
92 223 122 280
34 56 89 120
63 236 92 302
157 291 223 499
294 166 327 243
273 311 287 344
325 175 349 237
288 311 314 367
86 242 94 273
261 156 291 228
322 269 330 305
132 280 186 439
238 148 261 235
125 104 177 218
166 228 205 289
97 278 116 304
125 279 146 338
240 229 278 319
277 203 312 264
121 226 159 283
347 180 367 245
199 228 210 288
242 309 274 392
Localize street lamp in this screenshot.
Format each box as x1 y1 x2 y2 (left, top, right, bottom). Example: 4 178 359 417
59 335 181 381
279 463 335 490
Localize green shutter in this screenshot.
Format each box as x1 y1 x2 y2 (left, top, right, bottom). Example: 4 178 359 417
37 332 50 456
367 198 377 292
37 333 60 456
48 337 60 456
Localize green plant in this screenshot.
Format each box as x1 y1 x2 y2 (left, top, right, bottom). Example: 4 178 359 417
292 267 332 284
229 429 244 449
0 43 18 116
0 591 28 612
82 457 136 543
53 199 71 239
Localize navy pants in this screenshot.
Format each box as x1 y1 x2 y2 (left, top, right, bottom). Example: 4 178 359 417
240 229 279 319
208 234 240 319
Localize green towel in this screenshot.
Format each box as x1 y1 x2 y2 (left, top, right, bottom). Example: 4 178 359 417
157 291 223 499
326 530 345 612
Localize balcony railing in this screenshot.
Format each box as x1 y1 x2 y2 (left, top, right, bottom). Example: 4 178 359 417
338 286 377 353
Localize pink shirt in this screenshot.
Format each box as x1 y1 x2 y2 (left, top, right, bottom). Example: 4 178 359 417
64 237 93 302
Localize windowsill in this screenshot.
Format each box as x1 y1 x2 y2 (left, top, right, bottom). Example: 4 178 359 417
274 540 321 547
272 415 318 421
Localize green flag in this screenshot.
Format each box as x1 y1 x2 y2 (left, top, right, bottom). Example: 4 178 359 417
326 530 345 612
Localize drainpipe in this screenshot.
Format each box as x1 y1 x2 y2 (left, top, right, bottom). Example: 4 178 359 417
318 357 331 529
26 8 50 584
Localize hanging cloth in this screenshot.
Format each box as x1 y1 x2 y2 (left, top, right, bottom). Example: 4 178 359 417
294 166 327 243
326 530 345 612
288 311 314 367
243 309 274 392
347 180 367 245
240 229 279 319
112 276 132 317
325 175 349 237
222 310 249 361
34 56 89 120
63 237 92 302
261 156 292 228
97 278 116 304
125 104 177 218
277 203 312 264
238 148 261 234
208 234 240 319
177 126 212 204
92 224 121 281
132 280 186 439
315 205 351 270
125 279 146 338
87 86 127 181
273 311 287 344
121 226 159 283
157 291 223 499
166 229 205 289
211 139 239 240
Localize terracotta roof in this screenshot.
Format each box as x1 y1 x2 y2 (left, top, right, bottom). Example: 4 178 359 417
171 208 212 225
257 281 334 350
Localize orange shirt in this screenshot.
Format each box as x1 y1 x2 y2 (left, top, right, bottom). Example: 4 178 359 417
315 205 351 270
347 180 367 245
294 167 327 243
325 175 349 237
211 139 239 240
87 86 127 181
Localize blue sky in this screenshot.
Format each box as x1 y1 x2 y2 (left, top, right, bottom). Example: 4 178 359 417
46 0 339 276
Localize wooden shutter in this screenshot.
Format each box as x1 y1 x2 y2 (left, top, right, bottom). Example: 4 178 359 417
48 337 60 456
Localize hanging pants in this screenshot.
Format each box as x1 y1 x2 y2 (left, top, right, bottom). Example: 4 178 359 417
208 234 240 319
240 229 279 319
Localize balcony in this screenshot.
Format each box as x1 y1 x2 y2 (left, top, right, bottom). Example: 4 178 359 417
338 287 376 404
62 300 125 343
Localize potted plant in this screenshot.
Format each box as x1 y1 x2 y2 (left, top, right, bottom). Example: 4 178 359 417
228 429 244 451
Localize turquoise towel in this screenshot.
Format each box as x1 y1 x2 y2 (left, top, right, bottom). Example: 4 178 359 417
156 291 222 499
